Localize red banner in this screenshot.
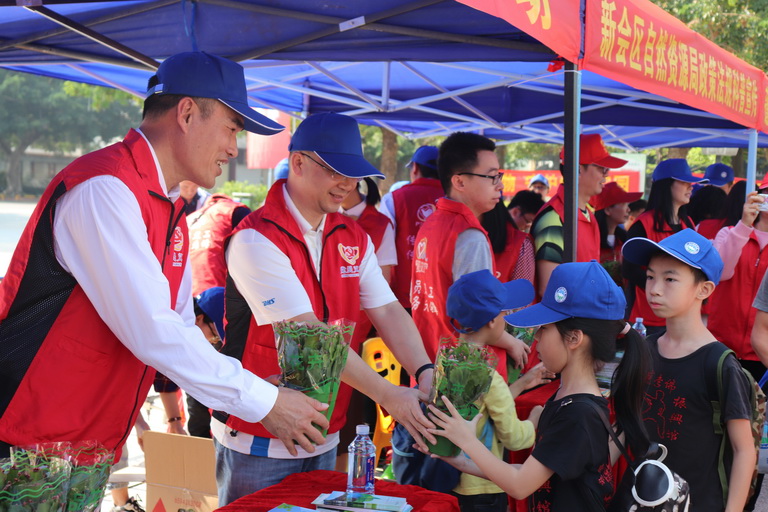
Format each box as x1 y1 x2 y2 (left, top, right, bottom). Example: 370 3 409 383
582 0 768 132
457 0 582 63
502 169 641 198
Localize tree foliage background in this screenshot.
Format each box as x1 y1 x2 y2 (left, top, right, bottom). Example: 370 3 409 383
0 70 141 196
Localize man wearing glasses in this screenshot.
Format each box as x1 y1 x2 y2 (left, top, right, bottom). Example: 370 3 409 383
216 113 436 504
530 133 628 297
411 132 530 377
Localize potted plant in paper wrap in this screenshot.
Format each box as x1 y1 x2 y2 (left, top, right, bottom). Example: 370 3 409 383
505 317 536 384
427 338 497 457
0 440 113 512
274 319 355 436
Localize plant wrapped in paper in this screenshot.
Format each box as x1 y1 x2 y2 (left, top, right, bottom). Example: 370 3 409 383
7 441 114 512
505 312 535 384
428 338 497 456
274 319 355 435
0 451 71 512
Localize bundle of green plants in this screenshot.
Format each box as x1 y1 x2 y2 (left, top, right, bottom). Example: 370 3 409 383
4 441 114 512
428 338 496 456
0 451 71 512
274 319 354 435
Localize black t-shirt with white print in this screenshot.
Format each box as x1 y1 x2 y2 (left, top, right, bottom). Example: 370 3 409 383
530 393 614 511
644 335 752 512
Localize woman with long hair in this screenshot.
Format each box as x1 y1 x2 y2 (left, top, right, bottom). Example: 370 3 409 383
622 159 707 336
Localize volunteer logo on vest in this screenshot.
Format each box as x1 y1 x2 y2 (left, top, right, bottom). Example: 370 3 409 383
338 243 361 279
554 287 567 303
417 203 436 223
172 226 184 267
414 238 429 273
190 228 213 250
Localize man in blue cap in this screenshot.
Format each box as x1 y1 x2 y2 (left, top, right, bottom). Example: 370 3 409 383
0 52 329 463
703 162 735 194
379 145 444 309
220 113 436 503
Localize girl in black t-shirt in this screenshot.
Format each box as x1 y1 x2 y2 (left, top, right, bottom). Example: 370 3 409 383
426 262 651 512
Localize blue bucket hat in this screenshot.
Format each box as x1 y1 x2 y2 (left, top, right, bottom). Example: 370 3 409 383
195 286 225 340
147 52 284 136
704 163 734 187
652 159 708 184
274 157 290 181
621 228 723 285
289 113 384 179
408 146 438 170
447 270 534 332
504 262 626 327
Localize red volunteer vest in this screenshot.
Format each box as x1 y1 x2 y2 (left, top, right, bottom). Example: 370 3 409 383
0 129 187 455
630 211 695 326
696 218 726 240
494 222 529 283
345 203 393 347
353 204 391 251
188 194 243 296
707 231 768 361
410 198 507 378
222 180 369 437
390 178 444 308
545 184 601 263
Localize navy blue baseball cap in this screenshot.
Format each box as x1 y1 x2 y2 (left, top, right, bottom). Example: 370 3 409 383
147 52 284 136
288 113 384 179
409 146 438 170
504 262 626 327
447 270 534 332
704 163 734 187
622 228 723 285
195 286 225 340
652 159 708 184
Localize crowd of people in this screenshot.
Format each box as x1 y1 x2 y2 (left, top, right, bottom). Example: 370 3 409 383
0 51 762 512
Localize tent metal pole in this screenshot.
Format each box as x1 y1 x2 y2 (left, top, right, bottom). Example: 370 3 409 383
24 5 159 69
747 129 758 193
0 0 178 53
563 60 581 264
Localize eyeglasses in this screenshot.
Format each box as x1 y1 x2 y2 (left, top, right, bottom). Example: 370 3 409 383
458 171 504 185
300 152 361 182
588 164 610 176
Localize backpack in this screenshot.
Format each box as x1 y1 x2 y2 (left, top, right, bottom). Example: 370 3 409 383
563 396 691 512
705 342 767 506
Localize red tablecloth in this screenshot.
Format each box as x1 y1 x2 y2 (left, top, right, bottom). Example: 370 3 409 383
214 470 460 512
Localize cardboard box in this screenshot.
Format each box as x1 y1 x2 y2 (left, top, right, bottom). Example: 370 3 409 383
144 431 218 512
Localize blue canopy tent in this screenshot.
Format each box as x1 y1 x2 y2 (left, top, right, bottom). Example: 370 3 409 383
1 0 765 259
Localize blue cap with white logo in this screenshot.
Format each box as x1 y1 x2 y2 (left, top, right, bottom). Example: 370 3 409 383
704 163 734 187
652 159 708 184
147 52 284 136
504 261 626 327
622 228 723 285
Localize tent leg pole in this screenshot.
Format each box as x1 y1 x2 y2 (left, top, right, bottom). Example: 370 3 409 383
747 129 758 194
563 60 582 264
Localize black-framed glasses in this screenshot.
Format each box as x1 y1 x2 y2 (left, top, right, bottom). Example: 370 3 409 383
458 171 504 185
300 152 361 182
588 164 610 176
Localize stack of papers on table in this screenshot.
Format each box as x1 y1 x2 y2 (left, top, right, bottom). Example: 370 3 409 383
312 492 412 512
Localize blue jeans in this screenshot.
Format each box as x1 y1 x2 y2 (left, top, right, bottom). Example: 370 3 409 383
213 438 337 506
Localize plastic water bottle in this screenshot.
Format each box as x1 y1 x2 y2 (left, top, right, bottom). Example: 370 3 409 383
632 317 647 338
347 424 376 494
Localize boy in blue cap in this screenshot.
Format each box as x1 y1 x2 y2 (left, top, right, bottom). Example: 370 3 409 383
445 270 552 512
623 229 754 512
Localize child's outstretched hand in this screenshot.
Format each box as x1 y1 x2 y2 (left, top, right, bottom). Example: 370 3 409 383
509 362 556 398
427 395 481 451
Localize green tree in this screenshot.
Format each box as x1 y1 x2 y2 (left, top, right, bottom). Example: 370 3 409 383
0 70 141 196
